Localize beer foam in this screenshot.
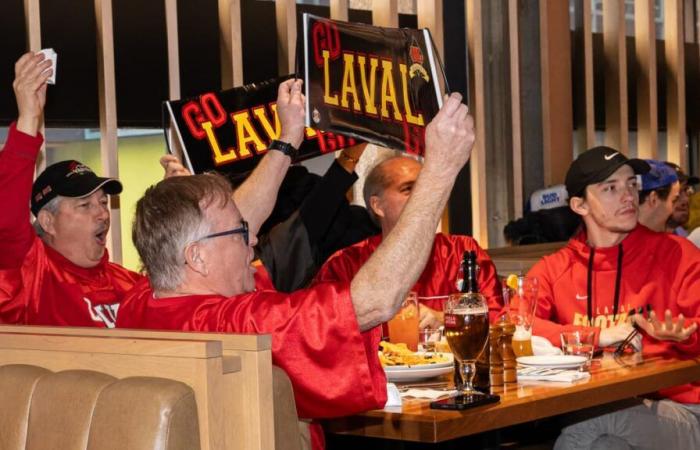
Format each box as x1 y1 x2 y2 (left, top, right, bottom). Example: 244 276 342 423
513 326 531 340
450 307 489 315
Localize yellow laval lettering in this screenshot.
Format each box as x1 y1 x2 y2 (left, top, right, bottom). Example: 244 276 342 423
340 53 361 111
380 60 402 121
252 104 281 140
232 111 266 157
323 50 339 106
357 55 378 115
203 121 238 164
572 312 588 327
305 127 318 138
399 64 424 126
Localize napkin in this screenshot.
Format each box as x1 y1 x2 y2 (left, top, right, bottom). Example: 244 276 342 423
517 367 590 383
532 335 564 356
384 383 457 407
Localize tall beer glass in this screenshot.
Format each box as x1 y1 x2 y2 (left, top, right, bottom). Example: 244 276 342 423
444 292 489 396
504 276 538 357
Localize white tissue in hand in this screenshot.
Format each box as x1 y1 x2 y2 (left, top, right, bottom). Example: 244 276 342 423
37 48 57 85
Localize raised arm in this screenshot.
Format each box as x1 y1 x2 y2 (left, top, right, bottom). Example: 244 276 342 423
350 94 475 331
233 78 305 236
0 53 51 269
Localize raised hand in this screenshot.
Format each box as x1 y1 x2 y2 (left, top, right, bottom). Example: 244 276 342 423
160 154 192 178
633 309 698 343
13 52 52 136
422 93 475 179
276 78 306 150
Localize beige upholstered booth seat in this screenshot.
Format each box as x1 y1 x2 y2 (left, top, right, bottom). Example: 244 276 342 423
0 364 200 450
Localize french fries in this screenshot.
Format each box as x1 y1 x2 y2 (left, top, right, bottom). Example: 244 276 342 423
378 341 450 367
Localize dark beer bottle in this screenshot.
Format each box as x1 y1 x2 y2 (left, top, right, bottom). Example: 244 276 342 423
453 251 490 392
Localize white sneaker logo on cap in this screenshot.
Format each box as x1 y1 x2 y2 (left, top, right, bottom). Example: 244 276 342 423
604 152 619 161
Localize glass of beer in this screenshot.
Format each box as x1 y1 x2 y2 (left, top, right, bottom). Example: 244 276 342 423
444 292 489 396
387 292 419 351
503 276 538 357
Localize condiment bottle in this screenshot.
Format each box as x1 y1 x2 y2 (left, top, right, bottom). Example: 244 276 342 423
500 320 518 384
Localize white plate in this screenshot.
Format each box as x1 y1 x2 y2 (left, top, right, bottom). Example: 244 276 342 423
516 355 587 370
383 353 454 382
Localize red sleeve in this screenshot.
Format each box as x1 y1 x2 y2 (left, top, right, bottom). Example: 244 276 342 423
313 247 364 285
215 283 387 419
0 122 44 269
528 257 601 347
662 240 700 356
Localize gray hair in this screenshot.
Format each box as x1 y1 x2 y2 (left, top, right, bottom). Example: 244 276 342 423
33 196 63 237
133 173 232 291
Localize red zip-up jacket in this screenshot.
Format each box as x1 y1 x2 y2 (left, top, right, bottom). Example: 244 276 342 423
529 224 700 403
0 123 142 327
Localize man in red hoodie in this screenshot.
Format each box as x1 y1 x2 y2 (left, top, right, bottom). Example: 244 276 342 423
0 52 142 327
528 146 700 449
116 93 476 450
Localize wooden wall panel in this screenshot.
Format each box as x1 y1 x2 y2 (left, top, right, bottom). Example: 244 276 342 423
509 0 523 219
330 0 349 21
94 0 122 263
602 0 628 154
665 0 687 167
275 0 296 74
572 0 595 151
466 0 488 245
539 0 573 186
218 0 243 88
635 0 658 159
23 0 46 173
372 0 399 27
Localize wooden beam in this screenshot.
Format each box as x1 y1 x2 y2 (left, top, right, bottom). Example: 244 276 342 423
634 0 658 159
218 0 243 88
330 0 348 21
275 0 296 75
572 0 595 150
466 0 488 245
94 0 122 263
665 0 686 167
602 0 628 154
372 0 398 27
23 0 46 173
508 0 523 219
417 0 444 57
539 0 573 185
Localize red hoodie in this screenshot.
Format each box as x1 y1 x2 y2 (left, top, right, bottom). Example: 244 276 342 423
528 224 700 403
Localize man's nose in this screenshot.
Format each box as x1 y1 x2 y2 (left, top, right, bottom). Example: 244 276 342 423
249 234 258 247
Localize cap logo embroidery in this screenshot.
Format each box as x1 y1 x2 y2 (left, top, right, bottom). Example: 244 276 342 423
604 152 619 161
66 162 91 177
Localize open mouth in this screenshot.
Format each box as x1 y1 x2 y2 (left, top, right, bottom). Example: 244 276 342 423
95 228 108 246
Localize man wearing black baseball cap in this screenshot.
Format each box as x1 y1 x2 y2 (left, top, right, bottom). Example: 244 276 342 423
0 53 141 327
527 146 700 449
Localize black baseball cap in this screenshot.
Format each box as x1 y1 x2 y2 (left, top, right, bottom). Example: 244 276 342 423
565 146 650 198
31 160 122 216
663 161 700 186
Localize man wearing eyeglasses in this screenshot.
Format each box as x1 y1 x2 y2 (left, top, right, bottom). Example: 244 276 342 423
117 92 476 450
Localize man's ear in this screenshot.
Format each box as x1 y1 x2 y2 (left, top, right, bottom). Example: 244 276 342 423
369 195 385 219
37 209 56 236
184 242 208 276
569 196 588 217
647 190 659 207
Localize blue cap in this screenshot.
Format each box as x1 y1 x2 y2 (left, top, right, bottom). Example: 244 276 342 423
640 159 679 191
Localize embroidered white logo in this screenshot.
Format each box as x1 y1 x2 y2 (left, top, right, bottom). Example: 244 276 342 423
83 297 119 328
575 294 587 300
604 152 619 161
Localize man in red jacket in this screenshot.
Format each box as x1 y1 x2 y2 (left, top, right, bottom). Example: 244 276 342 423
315 155 503 329
528 146 700 449
0 52 142 327
116 92 476 450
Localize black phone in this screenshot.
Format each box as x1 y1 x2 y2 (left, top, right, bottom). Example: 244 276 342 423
430 393 500 410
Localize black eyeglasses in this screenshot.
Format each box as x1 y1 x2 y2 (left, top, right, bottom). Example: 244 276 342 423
195 220 249 246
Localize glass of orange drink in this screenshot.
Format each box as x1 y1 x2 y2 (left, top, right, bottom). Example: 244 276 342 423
387 292 419 351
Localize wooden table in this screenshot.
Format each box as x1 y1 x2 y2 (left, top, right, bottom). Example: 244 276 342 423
325 353 700 443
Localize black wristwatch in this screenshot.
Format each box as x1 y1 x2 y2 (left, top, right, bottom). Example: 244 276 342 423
269 139 299 159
